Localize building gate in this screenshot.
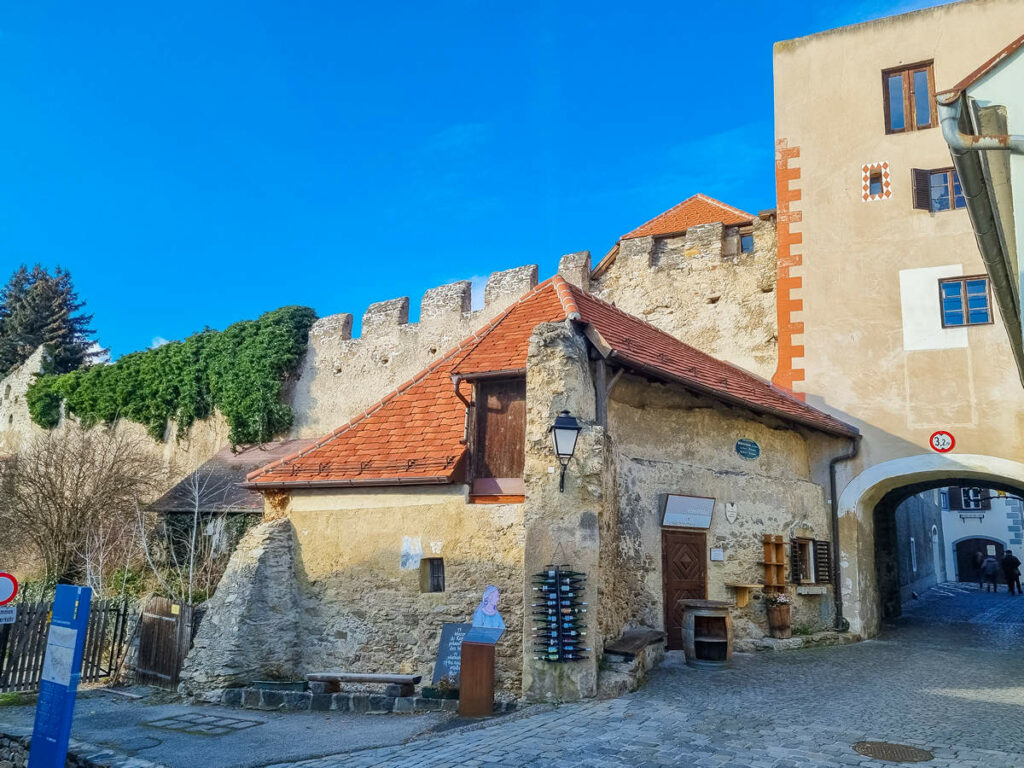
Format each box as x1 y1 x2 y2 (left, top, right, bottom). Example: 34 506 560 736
135 596 195 689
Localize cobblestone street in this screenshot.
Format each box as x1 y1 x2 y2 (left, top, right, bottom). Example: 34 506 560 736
268 584 1024 768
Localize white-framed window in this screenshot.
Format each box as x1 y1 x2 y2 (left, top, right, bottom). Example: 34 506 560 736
962 487 984 510
910 536 918 573
939 489 949 510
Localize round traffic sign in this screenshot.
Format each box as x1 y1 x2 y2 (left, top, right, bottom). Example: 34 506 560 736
0 573 17 606
929 431 955 453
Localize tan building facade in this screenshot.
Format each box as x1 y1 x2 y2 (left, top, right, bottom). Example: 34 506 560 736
773 0 1024 636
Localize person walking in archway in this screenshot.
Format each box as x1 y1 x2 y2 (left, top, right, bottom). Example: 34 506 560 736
981 554 1001 592
1001 550 1021 596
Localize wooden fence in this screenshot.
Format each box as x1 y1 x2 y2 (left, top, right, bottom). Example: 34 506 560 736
0 599 130 693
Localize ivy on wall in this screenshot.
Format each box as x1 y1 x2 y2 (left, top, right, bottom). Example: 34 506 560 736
27 306 317 445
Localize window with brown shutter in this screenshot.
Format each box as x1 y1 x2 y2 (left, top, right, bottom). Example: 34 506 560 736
813 540 832 584
790 539 803 583
911 169 932 210
470 377 526 499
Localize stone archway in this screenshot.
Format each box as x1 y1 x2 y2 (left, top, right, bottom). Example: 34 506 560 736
835 454 1024 637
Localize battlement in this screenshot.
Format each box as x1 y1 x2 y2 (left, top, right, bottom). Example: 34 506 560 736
310 265 542 343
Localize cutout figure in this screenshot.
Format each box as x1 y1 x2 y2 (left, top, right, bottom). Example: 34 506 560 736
472 585 505 630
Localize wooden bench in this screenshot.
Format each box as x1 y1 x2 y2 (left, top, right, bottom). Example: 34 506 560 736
305 672 423 698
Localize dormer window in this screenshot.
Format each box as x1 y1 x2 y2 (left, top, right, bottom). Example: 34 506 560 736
470 377 526 502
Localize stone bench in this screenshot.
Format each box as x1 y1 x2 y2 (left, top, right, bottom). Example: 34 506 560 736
305 672 422 698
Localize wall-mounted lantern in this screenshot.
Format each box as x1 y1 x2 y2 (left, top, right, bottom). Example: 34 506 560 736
549 410 581 492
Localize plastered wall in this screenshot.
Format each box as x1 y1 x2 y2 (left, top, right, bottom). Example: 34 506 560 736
606 375 839 641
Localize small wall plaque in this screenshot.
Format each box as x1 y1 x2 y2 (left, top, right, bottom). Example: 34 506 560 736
735 439 760 461
710 548 725 562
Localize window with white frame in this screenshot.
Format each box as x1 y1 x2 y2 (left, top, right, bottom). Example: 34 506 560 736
962 487 984 510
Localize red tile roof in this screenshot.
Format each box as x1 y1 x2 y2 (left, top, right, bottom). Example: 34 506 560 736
937 33 1024 99
247 278 855 489
621 194 754 240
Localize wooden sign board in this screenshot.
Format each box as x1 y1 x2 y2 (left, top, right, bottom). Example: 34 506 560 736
659 494 715 529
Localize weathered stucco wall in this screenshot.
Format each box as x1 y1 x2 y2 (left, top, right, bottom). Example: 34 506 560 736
283 486 525 693
591 218 777 380
606 375 836 644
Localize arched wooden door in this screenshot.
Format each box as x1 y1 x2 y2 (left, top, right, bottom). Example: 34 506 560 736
955 537 1004 583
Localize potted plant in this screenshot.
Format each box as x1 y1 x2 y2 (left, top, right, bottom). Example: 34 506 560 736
421 676 460 700
764 591 792 639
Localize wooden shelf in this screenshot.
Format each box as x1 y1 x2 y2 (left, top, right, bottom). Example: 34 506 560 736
762 535 787 588
724 583 763 609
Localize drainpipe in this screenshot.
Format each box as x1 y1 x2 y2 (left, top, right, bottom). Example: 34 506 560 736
937 94 1024 385
829 436 861 630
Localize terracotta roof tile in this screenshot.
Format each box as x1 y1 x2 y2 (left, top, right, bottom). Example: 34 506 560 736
621 193 754 240
247 277 855 489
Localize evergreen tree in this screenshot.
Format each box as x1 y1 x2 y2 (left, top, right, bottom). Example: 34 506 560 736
0 264 98 375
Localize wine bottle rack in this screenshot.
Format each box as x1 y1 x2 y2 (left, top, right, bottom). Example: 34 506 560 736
531 564 590 663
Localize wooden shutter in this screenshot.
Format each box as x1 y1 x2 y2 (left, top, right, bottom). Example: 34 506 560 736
814 540 832 584
911 169 932 210
790 540 803 583
980 489 991 510
948 486 962 510
472 378 526 479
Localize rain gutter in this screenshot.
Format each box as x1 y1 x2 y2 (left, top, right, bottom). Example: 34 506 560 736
937 93 1024 385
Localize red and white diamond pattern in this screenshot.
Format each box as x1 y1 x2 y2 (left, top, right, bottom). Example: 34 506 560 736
862 161 891 202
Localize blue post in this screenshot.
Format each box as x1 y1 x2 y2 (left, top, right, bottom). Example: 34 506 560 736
28 584 92 768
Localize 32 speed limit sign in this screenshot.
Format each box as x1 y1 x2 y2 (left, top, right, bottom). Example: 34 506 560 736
929 431 956 453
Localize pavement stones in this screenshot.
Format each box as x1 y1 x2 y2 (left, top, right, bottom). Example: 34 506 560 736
269 585 1024 767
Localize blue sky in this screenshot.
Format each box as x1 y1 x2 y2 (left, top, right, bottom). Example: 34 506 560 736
0 0 952 357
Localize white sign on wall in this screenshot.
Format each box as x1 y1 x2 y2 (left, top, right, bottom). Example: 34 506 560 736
659 494 715 529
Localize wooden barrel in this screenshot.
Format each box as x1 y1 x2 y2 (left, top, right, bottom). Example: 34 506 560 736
679 599 733 668
767 605 792 639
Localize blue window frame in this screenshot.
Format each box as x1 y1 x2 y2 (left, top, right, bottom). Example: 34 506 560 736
940 276 992 327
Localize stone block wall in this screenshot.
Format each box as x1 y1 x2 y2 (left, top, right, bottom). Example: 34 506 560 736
287 265 541 438
591 217 777 380
521 322 605 702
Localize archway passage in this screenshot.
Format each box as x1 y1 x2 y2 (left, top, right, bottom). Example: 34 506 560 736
837 453 1024 637
872 477 1024 623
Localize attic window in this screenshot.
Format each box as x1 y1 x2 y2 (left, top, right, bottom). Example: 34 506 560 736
469 377 526 502
740 232 754 254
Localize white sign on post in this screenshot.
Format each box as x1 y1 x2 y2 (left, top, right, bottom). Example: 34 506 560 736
0 606 16 625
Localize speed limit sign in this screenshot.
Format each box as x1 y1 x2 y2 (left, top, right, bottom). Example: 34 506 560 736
0 572 18 606
929 431 955 453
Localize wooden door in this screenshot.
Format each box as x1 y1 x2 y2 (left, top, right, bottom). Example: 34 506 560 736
662 529 707 650
955 538 1004 583
473 378 526 479
135 597 194 689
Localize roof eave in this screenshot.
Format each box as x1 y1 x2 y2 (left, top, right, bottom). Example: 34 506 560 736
241 475 455 491
607 351 859 439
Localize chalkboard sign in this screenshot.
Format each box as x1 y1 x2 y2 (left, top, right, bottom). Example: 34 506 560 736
432 622 472 685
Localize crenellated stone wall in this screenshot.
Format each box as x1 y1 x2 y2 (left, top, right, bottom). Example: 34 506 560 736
288 265 541 438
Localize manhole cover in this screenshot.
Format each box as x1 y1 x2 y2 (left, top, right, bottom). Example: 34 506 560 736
853 741 934 762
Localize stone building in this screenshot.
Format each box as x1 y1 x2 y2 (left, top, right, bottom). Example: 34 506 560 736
181 276 856 702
